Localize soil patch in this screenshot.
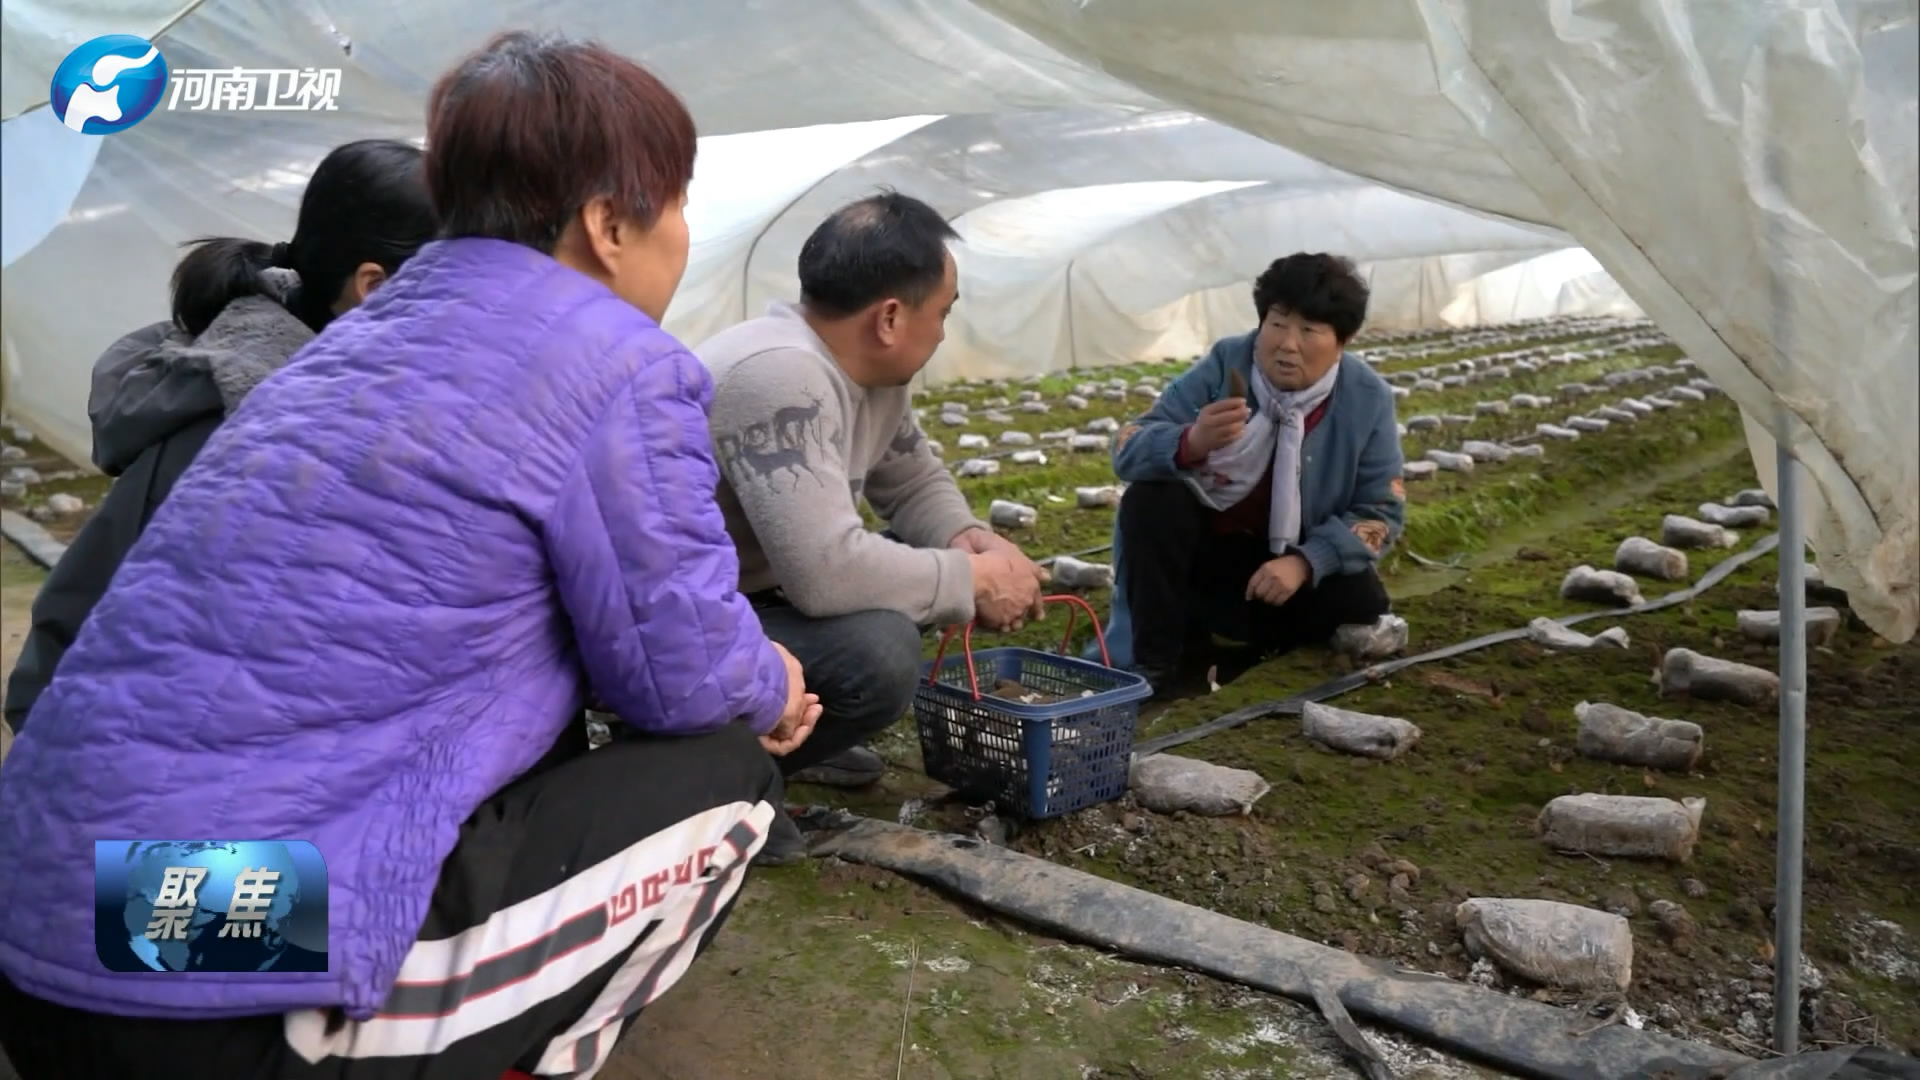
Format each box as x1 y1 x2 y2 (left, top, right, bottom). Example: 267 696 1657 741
1 543 47 694
611 856 1496 1079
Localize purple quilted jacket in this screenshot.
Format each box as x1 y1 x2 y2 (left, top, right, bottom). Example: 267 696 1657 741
0 238 789 1020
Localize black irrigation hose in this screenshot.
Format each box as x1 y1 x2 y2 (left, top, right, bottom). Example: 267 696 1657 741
807 815 1749 1080
1399 548 1468 570
1132 531 1781 758
1034 543 1111 568
940 443 1033 469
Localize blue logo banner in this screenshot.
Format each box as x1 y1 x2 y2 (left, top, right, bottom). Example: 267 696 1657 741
93 840 328 973
49 34 170 135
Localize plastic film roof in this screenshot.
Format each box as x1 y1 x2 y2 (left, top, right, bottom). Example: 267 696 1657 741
1 0 1914 640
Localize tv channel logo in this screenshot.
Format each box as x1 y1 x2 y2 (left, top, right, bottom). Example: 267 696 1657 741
50 34 170 135
94 840 328 973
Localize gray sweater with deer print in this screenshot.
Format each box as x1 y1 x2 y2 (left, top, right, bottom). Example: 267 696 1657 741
698 302 986 627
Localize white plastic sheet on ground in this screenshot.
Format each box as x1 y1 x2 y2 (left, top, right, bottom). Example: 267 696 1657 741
1 0 1914 641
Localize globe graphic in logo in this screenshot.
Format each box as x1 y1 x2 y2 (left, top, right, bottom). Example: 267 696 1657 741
112 841 323 972
49 34 169 135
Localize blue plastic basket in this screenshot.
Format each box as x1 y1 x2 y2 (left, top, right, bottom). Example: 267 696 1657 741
913 595 1151 819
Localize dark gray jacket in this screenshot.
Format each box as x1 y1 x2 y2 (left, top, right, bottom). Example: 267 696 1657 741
3 283 313 731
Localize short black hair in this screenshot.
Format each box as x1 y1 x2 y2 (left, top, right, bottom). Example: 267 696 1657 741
798 191 958 318
1252 253 1369 341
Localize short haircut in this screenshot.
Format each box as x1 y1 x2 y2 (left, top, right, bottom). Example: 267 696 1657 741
1252 253 1370 341
797 192 958 318
424 31 696 254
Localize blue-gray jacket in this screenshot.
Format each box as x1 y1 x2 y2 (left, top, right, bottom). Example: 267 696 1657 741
1094 331 1406 667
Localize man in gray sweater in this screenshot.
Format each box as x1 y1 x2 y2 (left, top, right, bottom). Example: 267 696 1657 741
698 192 1048 863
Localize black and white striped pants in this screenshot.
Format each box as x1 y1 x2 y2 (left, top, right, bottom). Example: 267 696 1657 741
0 721 781 1080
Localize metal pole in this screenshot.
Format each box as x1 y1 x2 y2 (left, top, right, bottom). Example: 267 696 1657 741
1063 256 1080 371
1766 138 1808 1054
1772 439 1808 1053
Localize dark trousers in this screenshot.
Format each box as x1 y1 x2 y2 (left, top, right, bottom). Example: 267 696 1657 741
1118 478 1391 682
750 597 924 775
0 722 783 1079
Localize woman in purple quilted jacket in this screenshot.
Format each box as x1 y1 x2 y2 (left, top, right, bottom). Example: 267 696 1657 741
0 31 821 1080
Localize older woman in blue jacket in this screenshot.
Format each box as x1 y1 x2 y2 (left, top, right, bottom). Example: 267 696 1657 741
1099 253 1406 698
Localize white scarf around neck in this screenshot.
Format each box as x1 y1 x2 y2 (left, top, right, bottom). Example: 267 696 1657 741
1182 359 1340 553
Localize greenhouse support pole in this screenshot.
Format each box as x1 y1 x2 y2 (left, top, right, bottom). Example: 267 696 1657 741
1765 141 1808 1055
1772 436 1808 1053
739 172 841 320
1063 257 1080 370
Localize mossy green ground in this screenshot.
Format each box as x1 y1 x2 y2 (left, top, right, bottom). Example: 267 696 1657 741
5 333 1914 1076
801 352 1917 1067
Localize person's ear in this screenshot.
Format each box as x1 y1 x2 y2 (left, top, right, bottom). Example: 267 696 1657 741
333 262 390 313
873 298 905 348
346 262 388 305
577 195 627 277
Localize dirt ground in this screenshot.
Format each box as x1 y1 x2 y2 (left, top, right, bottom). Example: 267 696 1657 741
1 545 39 693
617 861 1493 1080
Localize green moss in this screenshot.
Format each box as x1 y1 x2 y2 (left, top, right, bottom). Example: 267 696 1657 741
2 542 48 589
918 350 1740 578
836 386 1918 1052
931 395 1751 662
1368 330 1633 375
0 435 111 544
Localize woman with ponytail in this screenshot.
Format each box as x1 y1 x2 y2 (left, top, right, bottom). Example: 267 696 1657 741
1 138 435 734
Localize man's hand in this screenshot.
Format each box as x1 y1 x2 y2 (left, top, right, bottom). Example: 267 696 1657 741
968 551 1046 632
954 528 1050 627
763 642 822 756
1184 398 1252 460
948 526 1009 557
1247 553 1311 607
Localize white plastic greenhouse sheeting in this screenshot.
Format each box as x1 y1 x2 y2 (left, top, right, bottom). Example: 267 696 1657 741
0 100 1575 442
1361 251 1549 330
1 0 1915 642
676 113 1571 382
1021 246 1633 355
1437 249 1644 327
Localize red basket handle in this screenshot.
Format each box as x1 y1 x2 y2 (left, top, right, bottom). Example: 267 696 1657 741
926 594 1113 701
